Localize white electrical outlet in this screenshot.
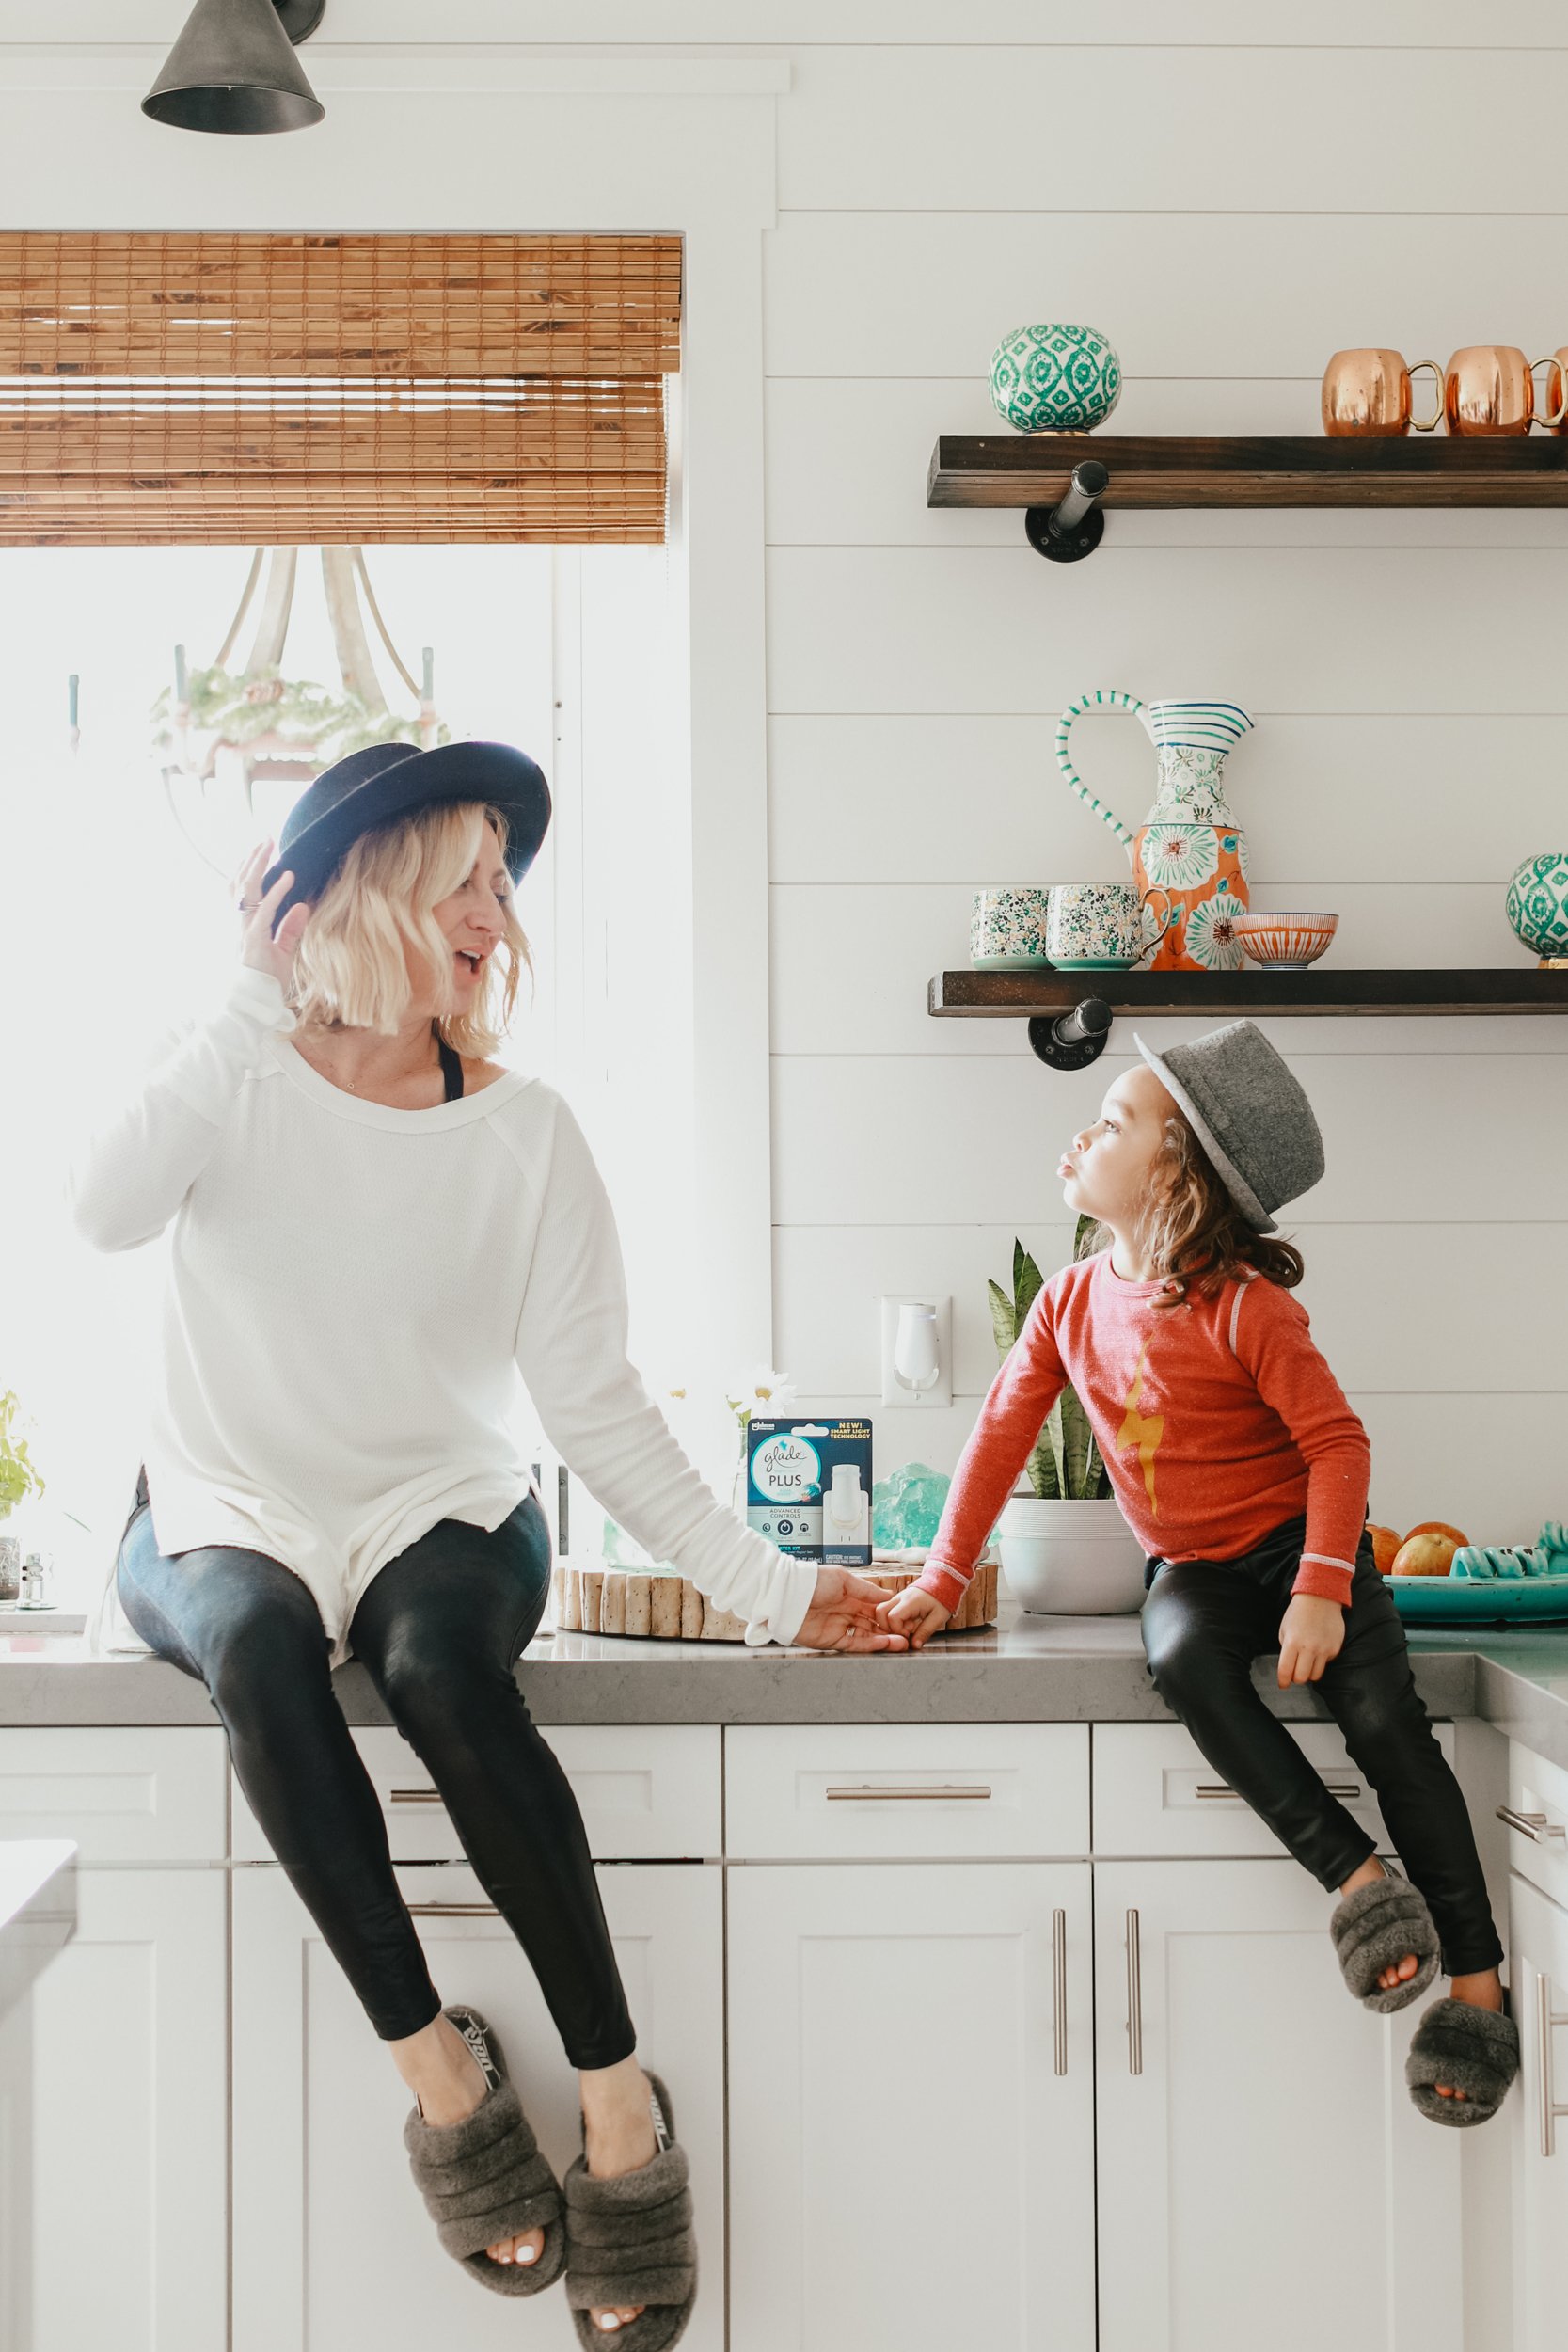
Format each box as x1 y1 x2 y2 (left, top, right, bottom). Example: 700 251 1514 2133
879 1294 953 1408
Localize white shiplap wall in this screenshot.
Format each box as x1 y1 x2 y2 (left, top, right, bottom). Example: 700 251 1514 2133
760 31 1568 1542
13 3 1566 1542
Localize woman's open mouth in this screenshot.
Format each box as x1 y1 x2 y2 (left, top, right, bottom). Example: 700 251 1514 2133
453 947 487 976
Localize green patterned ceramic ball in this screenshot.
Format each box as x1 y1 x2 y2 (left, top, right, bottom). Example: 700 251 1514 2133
989 322 1122 434
1506 850 1568 959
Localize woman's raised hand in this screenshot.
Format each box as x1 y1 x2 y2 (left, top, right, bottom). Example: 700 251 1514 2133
792 1566 911 1653
234 841 309 986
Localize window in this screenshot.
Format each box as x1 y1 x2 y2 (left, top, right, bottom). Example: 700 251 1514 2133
0 536 693 1605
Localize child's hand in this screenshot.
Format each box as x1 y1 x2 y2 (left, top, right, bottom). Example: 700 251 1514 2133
1276 1594 1346 1686
879 1587 952 1648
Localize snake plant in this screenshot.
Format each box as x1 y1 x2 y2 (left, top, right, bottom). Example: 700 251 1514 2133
987 1224 1110 1502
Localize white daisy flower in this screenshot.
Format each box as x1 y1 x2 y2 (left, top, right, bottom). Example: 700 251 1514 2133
725 1364 797 1425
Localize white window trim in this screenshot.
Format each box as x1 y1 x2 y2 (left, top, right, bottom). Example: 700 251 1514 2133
0 43 787 1384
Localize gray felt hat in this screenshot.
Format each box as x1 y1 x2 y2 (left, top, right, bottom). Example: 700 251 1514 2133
1133 1021 1324 1234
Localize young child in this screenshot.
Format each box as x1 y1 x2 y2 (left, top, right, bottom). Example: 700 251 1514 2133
882 1021 1521 2126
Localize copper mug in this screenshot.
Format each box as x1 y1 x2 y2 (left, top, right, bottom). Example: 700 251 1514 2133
1443 344 1544 435
1528 348 1568 435
1322 348 1443 436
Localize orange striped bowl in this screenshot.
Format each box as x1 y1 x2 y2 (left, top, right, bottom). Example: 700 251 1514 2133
1234 911 1338 970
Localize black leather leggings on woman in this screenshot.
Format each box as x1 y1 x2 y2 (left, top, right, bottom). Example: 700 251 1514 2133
1140 1514 1504 1978
116 1488 637 2062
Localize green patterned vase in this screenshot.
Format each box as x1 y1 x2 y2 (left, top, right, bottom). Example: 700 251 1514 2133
989 322 1122 435
1506 850 1568 962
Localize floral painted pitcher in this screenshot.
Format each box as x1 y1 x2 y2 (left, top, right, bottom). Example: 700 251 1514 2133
1054 690 1255 971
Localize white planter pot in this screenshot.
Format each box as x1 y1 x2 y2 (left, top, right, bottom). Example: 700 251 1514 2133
997 1496 1148 1616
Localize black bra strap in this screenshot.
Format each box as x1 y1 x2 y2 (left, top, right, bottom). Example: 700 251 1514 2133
434 1028 465 1102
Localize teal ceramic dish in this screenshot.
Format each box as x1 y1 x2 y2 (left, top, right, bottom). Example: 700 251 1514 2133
1383 1573 1568 1627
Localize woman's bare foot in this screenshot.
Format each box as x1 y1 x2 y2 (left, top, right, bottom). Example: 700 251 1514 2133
1337 1857 1504 2103
578 2053 660 2333
389 2011 547 2274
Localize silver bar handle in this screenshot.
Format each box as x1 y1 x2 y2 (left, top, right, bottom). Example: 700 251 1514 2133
406 1901 499 1918
1539 1972 1568 2158
1052 1908 1068 2077
1497 1804 1568 1844
390 1788 445 1805
1197 1780 1362 1803
1126 1908 1143 2076
824 1784 992 1803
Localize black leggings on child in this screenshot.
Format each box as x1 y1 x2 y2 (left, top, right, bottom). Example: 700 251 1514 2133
116 1487 638 2062
1140 1514 1503 1978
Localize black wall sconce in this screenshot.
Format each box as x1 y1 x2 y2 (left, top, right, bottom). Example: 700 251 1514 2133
142 0 326 135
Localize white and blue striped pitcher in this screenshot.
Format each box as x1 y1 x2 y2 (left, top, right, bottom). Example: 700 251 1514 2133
1054 690 1255 971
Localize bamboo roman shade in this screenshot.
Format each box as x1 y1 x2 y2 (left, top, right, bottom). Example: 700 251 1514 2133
0 232 682 545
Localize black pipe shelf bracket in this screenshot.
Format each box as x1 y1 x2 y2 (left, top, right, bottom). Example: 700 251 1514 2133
1024 458 1109 562
1028 997 1114 1070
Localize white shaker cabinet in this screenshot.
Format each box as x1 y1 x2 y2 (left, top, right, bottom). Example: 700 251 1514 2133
28 1867 228 2352
1506 1870 1568 2352
230 1857 724 2352
0 1729 229 2352
1094 1859 1463 2352
726 1859 1097 2352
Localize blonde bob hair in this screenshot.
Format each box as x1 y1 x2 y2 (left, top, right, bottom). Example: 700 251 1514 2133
287 799 533 1060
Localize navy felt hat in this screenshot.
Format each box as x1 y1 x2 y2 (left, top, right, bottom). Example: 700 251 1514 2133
261 739 551 923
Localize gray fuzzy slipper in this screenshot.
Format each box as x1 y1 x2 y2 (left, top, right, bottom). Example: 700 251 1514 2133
403 2005 565 2296
1329 1864 1442 2013
1405 1991 1521 2127
563 2071 697 2350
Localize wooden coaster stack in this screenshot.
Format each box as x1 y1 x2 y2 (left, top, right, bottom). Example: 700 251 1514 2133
551 1564 748 1641
549 1553 998 1641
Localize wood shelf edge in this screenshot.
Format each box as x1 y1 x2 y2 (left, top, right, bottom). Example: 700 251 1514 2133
927 433 1568 511
928 969 1568 1018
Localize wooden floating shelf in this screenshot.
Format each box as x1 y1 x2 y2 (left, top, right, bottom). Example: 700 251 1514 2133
930 969 1568 1019
927 434 1568 511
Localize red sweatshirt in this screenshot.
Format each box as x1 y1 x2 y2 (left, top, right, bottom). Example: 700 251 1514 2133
917 1251 1370 1615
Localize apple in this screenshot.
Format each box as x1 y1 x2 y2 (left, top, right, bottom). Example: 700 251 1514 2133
1391 1532 1460 1579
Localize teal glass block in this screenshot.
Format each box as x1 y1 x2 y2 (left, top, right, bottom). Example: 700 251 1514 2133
872 1461 952 1549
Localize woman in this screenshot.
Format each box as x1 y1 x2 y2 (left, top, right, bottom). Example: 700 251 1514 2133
70 739 905 2345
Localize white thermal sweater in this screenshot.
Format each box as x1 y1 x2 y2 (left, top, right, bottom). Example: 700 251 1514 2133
68 965 817 1663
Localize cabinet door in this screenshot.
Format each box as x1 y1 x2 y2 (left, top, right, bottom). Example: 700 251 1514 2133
727 1861 1095 2352
1095 1859 1461 2352
27 1868 228 2352
231 1860 722 2352
1507 1871 1568 2352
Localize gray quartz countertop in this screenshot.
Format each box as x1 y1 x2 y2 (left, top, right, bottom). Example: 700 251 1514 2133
5 1602 1568 1772
0 1839 77 2027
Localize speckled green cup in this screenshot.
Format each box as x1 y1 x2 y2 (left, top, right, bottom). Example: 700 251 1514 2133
970 886 1054 969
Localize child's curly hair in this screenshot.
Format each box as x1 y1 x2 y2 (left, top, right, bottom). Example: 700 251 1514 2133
1087 1106 1305 1307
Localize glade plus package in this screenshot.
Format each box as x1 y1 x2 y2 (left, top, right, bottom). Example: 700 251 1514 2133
746 1418 873 1566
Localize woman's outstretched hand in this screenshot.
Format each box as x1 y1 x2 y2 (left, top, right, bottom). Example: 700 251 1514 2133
792 1567 911 1653
235 841 310 986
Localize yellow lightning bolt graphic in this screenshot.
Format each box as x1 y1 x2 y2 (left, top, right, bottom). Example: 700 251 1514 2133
1117 1339 1164 1518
